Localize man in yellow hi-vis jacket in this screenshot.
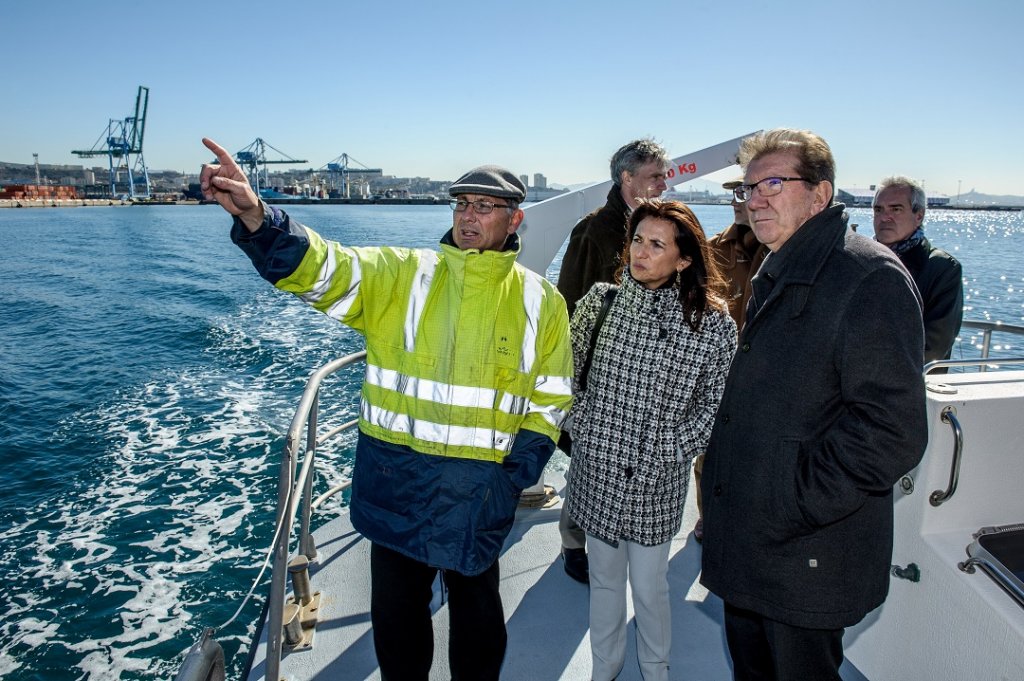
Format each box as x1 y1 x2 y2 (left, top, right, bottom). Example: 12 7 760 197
200 138 573 680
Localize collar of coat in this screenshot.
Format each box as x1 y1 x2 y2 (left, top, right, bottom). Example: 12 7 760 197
715 222 748 244
619 269 683 317
595 184 631 224
715 221 764 255
439 227 521 253
438 228 522 283
761 203 849 287
893 235 933 274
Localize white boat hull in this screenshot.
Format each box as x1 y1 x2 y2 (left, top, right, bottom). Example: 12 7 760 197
846 369 1024 680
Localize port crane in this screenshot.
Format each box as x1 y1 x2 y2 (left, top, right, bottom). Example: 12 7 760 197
233 138 307 195
72 86 151 199
321 153 382 198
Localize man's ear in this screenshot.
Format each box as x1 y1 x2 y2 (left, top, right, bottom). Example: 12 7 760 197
814 180 834 211
508 208 525 232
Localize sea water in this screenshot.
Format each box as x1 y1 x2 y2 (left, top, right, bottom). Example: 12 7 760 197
0 204 1021 680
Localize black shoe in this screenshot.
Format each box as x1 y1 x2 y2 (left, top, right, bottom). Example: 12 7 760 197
561 547 589 584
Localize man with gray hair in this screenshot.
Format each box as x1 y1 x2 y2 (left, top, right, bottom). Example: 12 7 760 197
700 129 928 680
873 176 963 363
555 138 669 583
557 138 670 316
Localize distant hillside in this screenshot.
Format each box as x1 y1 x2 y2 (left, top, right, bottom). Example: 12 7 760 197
955 190 1024 207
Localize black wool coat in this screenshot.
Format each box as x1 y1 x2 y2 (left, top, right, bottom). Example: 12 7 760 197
700 205 929 630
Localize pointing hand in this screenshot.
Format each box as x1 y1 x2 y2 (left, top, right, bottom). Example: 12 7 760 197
200 137 263 232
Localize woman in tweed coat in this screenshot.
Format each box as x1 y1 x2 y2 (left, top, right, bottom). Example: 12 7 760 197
565 200 736 681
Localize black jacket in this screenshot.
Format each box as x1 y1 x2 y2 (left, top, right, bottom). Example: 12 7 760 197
556 186 630 316
898 236 963 363
700 205 928 629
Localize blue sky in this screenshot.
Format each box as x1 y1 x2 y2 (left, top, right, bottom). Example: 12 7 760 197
3 0 1020 196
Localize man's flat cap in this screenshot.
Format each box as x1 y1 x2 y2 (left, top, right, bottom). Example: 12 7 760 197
449 165 526 202
722 175 745 190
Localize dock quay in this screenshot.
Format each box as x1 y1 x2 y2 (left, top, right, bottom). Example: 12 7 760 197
1 197 447 209
261 197 445 206
1 198 138 208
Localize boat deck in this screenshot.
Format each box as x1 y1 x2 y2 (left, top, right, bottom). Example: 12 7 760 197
246 470 866 680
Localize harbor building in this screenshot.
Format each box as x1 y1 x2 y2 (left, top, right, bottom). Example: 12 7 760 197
838 186 951 208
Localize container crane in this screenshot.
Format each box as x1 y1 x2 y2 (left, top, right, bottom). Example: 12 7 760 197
233 138 307 196
72 86 151 199
321 153 381 198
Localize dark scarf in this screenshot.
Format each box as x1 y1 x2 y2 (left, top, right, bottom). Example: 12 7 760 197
888 228 926 256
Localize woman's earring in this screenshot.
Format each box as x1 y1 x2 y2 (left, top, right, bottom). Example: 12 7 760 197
675 269 682 287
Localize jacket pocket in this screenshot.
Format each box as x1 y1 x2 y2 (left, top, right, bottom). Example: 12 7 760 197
491 366 527 417
463 463 519 570
766 438 814 546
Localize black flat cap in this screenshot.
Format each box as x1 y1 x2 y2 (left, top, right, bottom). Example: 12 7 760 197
449 165 526 202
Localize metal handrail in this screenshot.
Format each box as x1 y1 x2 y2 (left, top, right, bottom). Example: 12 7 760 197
922 321 1024 510
959 556 1024 608
927 320 1024 374
265 350 366 681
925 356 1024 374
961 319 1024 356
929 407 963 506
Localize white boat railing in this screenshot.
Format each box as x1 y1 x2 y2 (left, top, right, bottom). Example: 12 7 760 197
262 350 367 681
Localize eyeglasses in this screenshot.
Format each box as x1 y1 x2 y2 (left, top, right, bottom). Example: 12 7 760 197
733 177 811 203
449 199 513 214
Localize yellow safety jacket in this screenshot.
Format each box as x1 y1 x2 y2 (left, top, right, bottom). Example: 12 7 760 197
233 206 572 573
